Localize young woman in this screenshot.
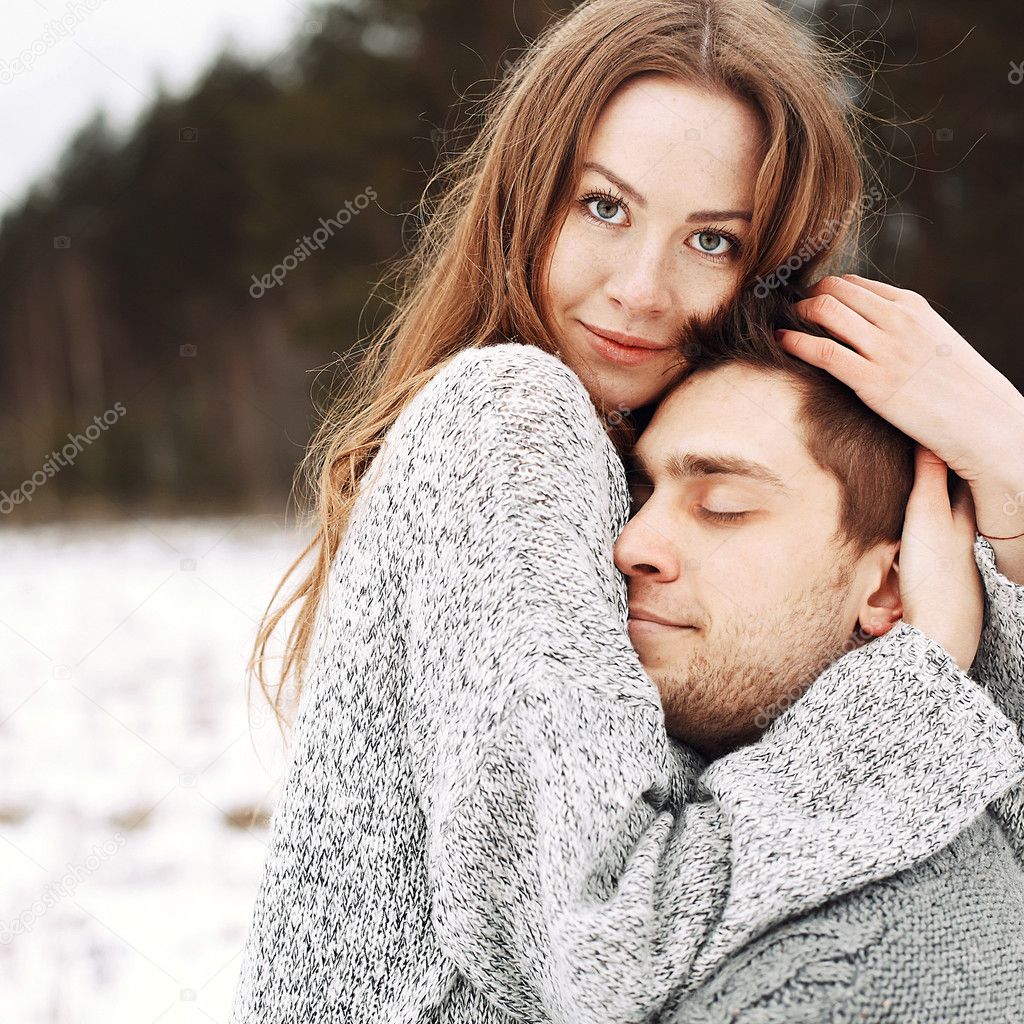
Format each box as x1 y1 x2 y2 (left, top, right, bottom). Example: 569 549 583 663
231 1 1024 1021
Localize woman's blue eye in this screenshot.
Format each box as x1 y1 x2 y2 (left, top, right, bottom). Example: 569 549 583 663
580 192 628 225
691 231 733 256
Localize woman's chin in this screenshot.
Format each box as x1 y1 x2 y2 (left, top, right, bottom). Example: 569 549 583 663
553 332 679 415
583 373 657 419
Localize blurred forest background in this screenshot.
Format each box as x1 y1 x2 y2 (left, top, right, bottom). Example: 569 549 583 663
2 0 1022 521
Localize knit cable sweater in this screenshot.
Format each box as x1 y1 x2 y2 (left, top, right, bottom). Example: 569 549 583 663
664 807 1024 1023
229 342 1024 1024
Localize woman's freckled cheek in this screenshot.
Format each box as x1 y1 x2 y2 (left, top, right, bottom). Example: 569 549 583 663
569 230 608 274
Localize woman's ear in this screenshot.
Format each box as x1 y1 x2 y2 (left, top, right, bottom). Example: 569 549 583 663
857 542 903 638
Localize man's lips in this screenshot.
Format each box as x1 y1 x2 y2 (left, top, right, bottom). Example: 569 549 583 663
628 607 696 629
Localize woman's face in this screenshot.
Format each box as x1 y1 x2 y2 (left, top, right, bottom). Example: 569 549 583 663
542 74 766 413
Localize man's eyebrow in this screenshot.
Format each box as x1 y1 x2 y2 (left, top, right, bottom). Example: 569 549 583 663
627 447 792 491
581 161 753 222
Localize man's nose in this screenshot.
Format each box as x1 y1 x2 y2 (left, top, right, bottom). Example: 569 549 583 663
613 509 681 580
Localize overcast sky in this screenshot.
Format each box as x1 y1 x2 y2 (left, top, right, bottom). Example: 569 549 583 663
0 0 311 215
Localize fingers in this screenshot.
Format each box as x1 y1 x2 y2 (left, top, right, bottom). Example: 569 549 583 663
800 275 896 330
790 293 885 355
840 274 933 316
774 328 871 387
907 445 977 542
837 273 906 302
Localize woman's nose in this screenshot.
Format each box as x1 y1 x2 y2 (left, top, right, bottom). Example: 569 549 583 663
604 244 673 317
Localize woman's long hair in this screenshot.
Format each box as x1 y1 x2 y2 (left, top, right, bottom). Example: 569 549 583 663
250 0 881 737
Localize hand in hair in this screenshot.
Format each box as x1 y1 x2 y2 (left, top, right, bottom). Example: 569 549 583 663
777 273 1024 485
778 272 1024 583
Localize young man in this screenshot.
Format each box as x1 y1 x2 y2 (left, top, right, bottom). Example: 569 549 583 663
231 299 1024 1024
617 310 1024 1020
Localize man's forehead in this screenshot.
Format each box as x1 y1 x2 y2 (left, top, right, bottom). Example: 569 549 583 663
633 367 811 487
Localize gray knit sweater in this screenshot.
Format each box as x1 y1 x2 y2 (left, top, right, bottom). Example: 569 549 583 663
665 808 1024 1023
229 342 1024 1024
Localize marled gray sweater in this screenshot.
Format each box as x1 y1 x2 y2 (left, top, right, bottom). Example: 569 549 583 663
665 808 1024 1023
230 342 1024 1023
666 515 1024 1022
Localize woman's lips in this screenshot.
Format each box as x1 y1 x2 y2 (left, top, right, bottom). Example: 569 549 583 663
580 322 671 367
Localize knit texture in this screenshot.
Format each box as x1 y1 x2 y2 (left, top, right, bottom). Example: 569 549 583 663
663 809 1024 1024
229 342 1024 1024
972 534 1024 872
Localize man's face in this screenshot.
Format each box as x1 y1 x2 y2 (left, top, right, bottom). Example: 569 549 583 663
613 364 881 757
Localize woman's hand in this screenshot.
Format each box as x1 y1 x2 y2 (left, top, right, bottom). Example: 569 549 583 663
775 274 1024 486
898 445 983 673
777 273 1024 584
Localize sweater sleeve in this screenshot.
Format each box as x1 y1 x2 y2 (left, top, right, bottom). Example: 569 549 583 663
657 914 880 1024
970 534 1024 729
385 344 1024 1024
970 535 1024 869
659 811 1023 1024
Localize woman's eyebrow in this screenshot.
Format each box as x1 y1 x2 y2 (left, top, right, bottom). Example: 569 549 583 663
581 160 753 222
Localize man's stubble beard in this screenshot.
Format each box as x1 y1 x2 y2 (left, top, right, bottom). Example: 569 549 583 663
654 558 858 759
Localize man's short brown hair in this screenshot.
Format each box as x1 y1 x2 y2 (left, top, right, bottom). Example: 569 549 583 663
674 286 915 560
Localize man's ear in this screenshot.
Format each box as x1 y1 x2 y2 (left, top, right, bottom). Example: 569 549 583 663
857 541 903 638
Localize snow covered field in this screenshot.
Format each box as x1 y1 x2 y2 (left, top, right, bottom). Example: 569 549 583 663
0 514 313 1022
